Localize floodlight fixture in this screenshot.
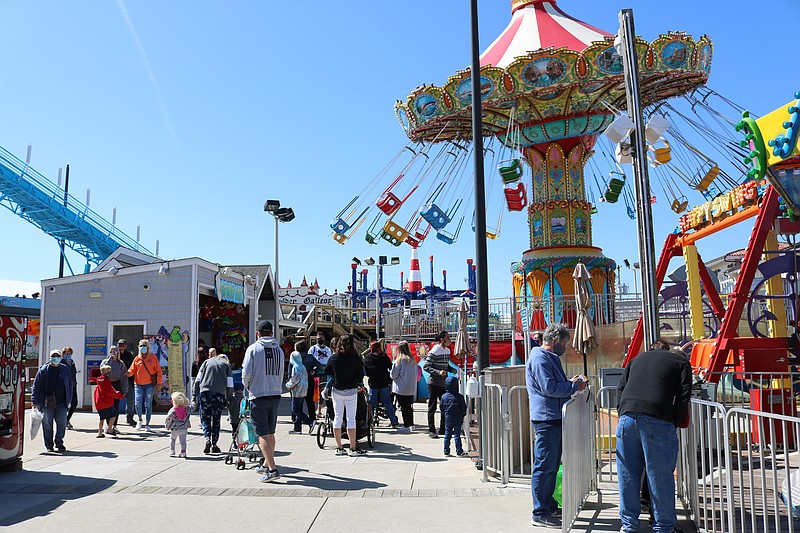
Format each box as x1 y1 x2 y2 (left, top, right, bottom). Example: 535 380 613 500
264 199 280 213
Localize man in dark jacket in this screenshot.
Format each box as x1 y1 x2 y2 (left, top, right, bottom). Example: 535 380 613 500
423 330 452 438
440 376 467 457
117 339 136 426
31 349 74 452
616 340 692 533
363 341 399 427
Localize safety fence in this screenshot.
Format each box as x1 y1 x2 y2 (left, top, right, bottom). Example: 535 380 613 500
480 383 595 532
679 400 800 533
560 388 596 532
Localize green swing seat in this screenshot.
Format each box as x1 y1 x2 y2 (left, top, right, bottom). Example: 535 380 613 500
499 159 523 184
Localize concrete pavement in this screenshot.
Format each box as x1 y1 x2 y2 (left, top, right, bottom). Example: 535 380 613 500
0 399 657 532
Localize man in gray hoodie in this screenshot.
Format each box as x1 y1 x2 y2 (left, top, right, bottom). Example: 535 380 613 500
243 320 285 483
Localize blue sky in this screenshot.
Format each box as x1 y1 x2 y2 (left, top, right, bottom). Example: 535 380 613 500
0 1 797 299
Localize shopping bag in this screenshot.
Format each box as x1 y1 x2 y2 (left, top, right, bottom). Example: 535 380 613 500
553 465 563 508
312 377 320 403
29 408 43 441
781 468 800 518
237 418 258 447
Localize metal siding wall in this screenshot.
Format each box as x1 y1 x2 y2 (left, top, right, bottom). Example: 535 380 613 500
41 266 197 408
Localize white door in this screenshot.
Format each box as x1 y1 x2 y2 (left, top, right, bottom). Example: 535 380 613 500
46 325 86 408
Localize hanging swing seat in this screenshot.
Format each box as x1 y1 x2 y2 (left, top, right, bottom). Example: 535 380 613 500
436 217 464 245
626 206 636 219
437 230 457 244
670 197 689 214
694 165 720 191
380 220 408 247
504 183 528 211
376 192 404 216
330 218 351 234
420 203 452 230
604 173 626 203
333 232 348 244
365 231 380 245
648 140 672 166
486 227 500 239
498 159 523 184
405 225 430 248
590 204 598 214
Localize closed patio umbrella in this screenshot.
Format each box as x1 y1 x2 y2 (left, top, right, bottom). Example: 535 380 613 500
454 298 473 362
572 262 598 377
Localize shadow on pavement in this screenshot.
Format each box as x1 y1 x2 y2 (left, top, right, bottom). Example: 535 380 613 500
0 471 115 527
43 450 118 459
275 466 388 491
362 441 447 462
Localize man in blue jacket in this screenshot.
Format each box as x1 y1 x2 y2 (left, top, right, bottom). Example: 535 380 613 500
31 349 74 452
526 323 587 529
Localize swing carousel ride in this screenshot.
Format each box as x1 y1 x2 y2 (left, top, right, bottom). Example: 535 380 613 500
331 0 760 331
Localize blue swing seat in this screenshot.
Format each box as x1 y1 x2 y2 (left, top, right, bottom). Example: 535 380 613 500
330 218 350 234
421 203 452 230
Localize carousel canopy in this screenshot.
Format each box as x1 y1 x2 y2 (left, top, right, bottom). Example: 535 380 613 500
481 0 612 69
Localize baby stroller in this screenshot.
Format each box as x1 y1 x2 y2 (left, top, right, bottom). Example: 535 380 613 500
316 386 375 449
225 397 260 470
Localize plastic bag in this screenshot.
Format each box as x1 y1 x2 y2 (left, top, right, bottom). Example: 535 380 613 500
29 408 43 441
553 465 563 508
237 417 258 446
781 469 800 518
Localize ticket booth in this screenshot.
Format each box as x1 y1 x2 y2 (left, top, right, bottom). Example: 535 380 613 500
0 314 27 471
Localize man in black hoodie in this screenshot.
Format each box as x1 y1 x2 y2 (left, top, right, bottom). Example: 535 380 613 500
363 341 399 428
616 340 692 533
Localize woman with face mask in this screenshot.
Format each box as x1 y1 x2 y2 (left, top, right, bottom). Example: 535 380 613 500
61 347 79 430
126 339 163 431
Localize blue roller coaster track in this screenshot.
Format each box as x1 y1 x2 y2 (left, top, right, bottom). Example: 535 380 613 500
0 145 153 272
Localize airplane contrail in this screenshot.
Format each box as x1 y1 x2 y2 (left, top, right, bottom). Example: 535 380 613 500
116 0 178 147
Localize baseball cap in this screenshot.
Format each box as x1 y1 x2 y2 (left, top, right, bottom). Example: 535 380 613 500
256 320 273 333
117 339 127 345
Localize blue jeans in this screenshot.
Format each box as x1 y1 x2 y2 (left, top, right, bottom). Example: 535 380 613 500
616 413 678 533
41 404 68 450
134 384 155 424
444 423 463 454
291 397 312 431
531 419 562 520
369 386 398 426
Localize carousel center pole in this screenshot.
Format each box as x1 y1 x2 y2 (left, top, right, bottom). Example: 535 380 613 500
470 0 490 478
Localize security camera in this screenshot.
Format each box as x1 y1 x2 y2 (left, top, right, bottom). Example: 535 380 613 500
143 284 150 290
48 286 55 293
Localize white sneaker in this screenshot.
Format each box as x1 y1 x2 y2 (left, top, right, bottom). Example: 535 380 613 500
144 425 152 432
136 421 143 430
178 452 186 458
169 451 176 457
255 465 269 474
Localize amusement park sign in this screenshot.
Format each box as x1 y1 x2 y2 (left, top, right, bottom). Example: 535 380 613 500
678 180 759 233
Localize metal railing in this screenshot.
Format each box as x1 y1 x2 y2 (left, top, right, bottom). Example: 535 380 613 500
561 388 596 532
508 385 533 479
676 397 800 532
482 383 508 484
594 386 618 482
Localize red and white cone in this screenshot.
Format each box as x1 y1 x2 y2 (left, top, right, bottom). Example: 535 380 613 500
407 247 423 293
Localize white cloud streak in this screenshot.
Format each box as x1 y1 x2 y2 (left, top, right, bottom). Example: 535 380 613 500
116 0 178 146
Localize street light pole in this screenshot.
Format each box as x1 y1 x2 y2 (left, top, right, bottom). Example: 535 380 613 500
264 200 295 344
274 214 280 342
470 0 490 477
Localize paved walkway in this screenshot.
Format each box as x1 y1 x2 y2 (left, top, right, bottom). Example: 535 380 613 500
0 400 674 532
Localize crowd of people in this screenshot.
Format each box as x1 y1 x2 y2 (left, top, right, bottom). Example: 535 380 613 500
30 323 473 486
31 320 692 529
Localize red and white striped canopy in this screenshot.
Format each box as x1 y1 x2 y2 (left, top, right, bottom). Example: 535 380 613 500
480 0 612 69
